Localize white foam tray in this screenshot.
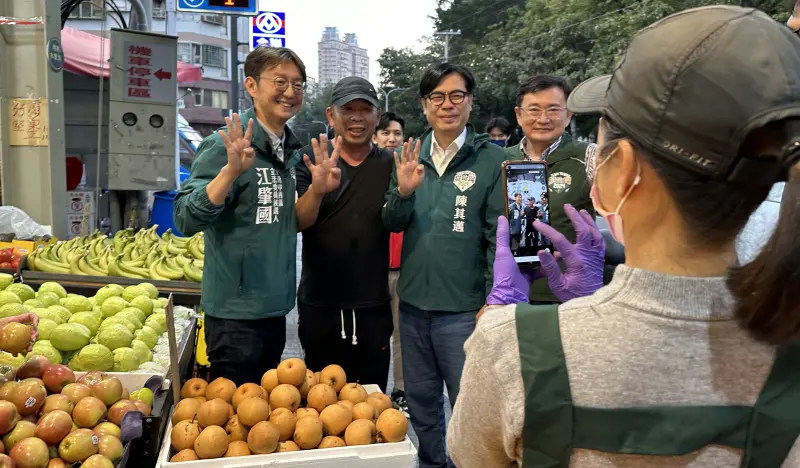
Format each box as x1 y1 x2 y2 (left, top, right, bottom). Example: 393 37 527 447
156 384 416 468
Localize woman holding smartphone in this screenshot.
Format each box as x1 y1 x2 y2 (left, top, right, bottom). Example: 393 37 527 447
449 6 800 467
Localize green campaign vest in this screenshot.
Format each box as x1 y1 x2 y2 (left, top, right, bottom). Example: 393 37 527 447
515 303 800 467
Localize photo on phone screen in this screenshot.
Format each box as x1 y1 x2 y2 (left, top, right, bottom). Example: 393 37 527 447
504 161 552 264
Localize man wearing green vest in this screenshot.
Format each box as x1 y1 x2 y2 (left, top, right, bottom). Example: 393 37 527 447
447 6 800 466
383 62 506 468
175 47 339 386
506 75 594 303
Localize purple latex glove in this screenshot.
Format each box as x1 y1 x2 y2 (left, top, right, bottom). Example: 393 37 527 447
533 203 605 302
486 216 542 305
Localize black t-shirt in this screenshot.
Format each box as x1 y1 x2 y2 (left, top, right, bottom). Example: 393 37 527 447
296 144 393 309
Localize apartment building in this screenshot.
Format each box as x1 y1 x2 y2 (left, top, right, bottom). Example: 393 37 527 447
318 27 369 87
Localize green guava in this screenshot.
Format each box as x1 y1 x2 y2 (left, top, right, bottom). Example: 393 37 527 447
133 326 159 349
137 282 159 300
49 323 91 351
36 318 58 341
129 295 153 317
68 312 102 336
37 282 67 299
35 292 60 307
60 295 91 314
76 344 114 371
131 340 153 364
122 286 147 303
100 296 129 319
0 303 28 319
112 347 140 372
5 283 34 302
0 291 21 307
96 324 134 351
46 305 72 322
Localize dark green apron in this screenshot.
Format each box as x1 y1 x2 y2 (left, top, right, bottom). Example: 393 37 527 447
516 303 800 467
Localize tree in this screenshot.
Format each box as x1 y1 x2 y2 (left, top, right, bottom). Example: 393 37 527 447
378 0 795 139
289 84 334 146
377 46 439 138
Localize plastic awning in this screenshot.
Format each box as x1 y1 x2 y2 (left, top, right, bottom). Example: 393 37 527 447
61 27 202 83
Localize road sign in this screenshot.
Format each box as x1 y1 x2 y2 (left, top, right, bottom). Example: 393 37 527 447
122 42 177 104
250 11 286 50
177 0 258 16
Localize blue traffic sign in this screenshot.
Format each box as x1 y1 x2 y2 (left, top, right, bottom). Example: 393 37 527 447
177 0 258 16
47 38 64 72
250 11 286 50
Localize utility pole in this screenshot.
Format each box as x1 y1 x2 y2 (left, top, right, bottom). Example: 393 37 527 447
434 30 461 62
230 16 240 114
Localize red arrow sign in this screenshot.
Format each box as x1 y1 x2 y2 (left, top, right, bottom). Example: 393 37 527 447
154 69 172 80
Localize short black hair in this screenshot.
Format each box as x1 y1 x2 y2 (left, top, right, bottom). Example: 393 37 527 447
514 193 521 197
516 75 571 107
486 116 512 135
419 63 476 97
376 112 405 134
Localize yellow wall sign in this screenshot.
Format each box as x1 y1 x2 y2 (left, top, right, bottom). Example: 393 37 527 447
9 98 49 146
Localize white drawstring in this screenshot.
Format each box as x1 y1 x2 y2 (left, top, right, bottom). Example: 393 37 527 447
351 310 358 346
339 310 358 346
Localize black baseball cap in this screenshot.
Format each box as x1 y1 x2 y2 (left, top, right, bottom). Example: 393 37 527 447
567 6 800 184
330 77 380 109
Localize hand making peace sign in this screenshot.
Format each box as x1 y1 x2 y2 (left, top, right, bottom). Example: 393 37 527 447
395 138 425 197
303 134 343 196
218 113 256 177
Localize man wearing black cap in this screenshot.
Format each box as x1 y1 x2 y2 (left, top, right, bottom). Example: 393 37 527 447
295 77 395 391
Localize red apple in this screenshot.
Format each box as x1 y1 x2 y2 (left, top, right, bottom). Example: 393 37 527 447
47 459 67 468
91 423 120 439
132 400 151 416
0 382 16 402
89 378 122 407
16 355 52 380
40 395 73 416
0 454 14 468
9 436 49 468
120 388 129 401
107 400 138 426
81 454 113 468
77 372 106 387
42 366 75 394
0 401 19 435
1 421 34 451
72 397 106 428
10 379 46 416
60 384 91 406
34 410 73 445
0 439 4 454
58 429 98 463
97 435 122 461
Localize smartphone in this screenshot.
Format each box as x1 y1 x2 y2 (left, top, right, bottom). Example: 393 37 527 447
502 160 552 264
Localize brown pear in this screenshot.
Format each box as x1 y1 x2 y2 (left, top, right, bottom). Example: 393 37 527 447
339 383 368 404
232 383 266 411
237 397 270 427
205 378 236 403
318 436 347 449
247 421 280 454
306 384 337 413
268 384 301 412
277 440 300 452
277 358 307 387
295 407 318 419
224 415 249 442
366 392 393 415
196 398 231 428
224 440 251 457
320 365 347 392
171 420 201 452
352 402 379 423
170 449 199 461
260 369 279 393
320 402 353 436
194 425 229 459
376 408 408 443
270 407 297 442
344 419 376 446
172 398 201 425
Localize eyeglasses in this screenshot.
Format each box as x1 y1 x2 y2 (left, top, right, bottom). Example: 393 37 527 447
258 76 306 93
425 90 468 106
520 107 565 121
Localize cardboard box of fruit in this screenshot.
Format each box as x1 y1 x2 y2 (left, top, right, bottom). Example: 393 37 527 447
0 362 156 468
156 359 416 467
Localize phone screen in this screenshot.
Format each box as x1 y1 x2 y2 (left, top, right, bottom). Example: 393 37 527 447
504 162 552 264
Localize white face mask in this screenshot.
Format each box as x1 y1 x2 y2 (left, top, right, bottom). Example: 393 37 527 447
589 148 641 245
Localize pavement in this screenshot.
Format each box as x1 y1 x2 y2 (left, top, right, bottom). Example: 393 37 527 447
281 234 453 467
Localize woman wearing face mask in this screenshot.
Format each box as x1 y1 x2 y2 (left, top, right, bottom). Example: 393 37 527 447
448 6 800 468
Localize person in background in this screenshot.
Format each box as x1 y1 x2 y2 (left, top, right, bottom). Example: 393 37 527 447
383 62 506 468
449 6 800 466
486 116 513 147
508 193 523 252
789 0 799 30
372 111 410 414
506 75 594 304
295 77 395 392
174 47 310 386
373 111 405 152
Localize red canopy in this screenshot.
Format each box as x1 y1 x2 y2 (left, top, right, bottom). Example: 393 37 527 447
61 27 202 83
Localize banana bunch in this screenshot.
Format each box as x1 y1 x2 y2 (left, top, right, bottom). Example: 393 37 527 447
27 227 205 282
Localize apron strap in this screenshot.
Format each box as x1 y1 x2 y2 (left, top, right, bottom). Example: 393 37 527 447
516 302 571 467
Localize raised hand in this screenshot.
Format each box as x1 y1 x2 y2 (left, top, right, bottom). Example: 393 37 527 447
533 204 605 302
394 138 424 197
218 113 255 177
303 134 343 196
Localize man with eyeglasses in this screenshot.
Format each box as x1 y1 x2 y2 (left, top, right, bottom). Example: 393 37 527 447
383 62 506 468
506 74 594 304
295 77 395 392
175 47 334 386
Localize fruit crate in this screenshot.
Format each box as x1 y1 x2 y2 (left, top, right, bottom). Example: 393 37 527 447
18 255 201 306
154 385 417 468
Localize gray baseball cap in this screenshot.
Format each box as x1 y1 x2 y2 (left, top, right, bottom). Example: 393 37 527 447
330 77 380 109
567 5 800 184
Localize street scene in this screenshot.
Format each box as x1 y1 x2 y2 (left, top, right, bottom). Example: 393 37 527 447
0 0 798 467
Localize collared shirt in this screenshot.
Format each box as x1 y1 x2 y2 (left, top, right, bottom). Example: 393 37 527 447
518 135 562 161
258 119 285 163
430 127 468 176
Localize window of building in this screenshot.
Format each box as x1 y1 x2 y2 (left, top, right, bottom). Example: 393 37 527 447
202 45 227 69
193 90 229 109
178 42 202 66
70 3 104 19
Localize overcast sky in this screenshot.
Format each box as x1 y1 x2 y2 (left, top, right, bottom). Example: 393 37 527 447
256 0 439 84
